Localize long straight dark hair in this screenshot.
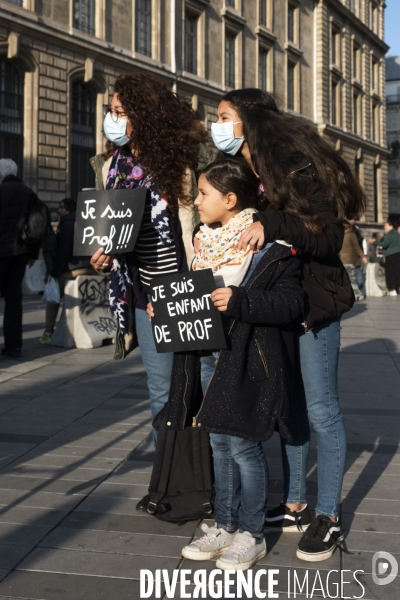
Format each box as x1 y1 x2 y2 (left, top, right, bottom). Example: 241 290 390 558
222 89 367 234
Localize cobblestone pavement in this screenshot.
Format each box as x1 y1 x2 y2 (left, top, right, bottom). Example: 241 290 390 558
0 296 399 599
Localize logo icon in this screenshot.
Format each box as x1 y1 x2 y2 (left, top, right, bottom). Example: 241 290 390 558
372 552 398 586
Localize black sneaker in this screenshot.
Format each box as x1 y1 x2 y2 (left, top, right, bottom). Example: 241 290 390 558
264 503 312 533
1 348 21 359
296 514 344 562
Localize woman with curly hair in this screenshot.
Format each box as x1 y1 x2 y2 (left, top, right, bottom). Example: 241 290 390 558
211 88 366 563
89 73 212 462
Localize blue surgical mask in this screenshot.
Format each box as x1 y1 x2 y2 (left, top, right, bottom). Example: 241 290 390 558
103 111 130 146
211 121 244 155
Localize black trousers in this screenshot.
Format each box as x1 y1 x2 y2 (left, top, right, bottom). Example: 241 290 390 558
0 254 27 350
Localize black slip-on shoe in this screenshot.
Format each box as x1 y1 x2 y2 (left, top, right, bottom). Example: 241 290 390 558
264 503 312 533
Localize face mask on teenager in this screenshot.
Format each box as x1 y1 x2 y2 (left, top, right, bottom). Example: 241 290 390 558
103 111 131 146
211 121 244 155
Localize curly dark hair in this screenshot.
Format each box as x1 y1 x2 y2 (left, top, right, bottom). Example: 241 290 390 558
108 72 208 213
222 89 367 234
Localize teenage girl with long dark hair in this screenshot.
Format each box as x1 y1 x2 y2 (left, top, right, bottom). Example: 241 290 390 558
211 88 366 562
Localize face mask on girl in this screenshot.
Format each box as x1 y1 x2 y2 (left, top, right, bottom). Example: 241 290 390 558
103 111 131 146
211 121 244 155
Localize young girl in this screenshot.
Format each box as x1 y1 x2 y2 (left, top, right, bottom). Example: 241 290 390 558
149 158 304 571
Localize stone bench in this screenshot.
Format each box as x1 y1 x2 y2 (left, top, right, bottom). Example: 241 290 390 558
51 275 116 349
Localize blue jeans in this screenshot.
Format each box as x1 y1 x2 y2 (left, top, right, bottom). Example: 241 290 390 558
280 319 346 519
201 355 268 537
355 265 365 296
135 306 174 445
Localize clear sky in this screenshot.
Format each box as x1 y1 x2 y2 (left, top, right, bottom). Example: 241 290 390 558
385 0 400 57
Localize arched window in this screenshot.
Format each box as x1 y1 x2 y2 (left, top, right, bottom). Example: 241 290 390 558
0 59 24 175
70 81 96 198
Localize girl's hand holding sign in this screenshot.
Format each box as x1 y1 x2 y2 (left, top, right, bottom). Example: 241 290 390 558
211 288 233 312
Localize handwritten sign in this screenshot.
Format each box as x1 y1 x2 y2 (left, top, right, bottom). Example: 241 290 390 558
73 188 147 256
150 270 227 353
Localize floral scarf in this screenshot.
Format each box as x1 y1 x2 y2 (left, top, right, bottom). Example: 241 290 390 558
193 208 257 274
106 148 172 334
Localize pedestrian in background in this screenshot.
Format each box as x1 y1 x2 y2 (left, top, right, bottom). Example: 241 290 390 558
39 198 93 344
369 221 400 296
340 219 368 296
0 159 41 358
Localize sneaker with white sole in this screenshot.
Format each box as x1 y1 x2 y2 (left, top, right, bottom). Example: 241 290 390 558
296 515 344 562
264 503 312 533
388 290 398 296
216 531 266 571
181 523 236 561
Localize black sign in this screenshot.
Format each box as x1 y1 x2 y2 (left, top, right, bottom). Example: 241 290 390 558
73 188 147 256
150 270 227 353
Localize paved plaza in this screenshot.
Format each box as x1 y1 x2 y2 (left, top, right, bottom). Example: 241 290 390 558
0 296 399 599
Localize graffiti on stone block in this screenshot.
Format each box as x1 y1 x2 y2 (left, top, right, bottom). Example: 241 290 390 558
87 317 116 335
79 278 109 315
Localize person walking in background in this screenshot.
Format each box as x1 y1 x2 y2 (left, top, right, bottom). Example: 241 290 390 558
369 221 400 296
340 219 368 296
39 198 94 344
0 159 42 358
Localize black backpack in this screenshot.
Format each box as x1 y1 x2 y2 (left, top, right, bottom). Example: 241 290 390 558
20 194 50 245
146 403 214 523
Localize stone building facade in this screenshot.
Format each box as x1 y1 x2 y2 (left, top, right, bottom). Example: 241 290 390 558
386 55 400 221
0 0 388 228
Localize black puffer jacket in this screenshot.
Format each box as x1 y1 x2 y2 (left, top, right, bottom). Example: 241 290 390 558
0 175 40 259
255 157 354 328
167 243 304 443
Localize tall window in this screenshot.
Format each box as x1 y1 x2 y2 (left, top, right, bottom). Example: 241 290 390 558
71 82 96 198
372 102 379 142
331 79 339 126
226 0 235 7
353 92 360 134
287 61 295 110
288 4 295 42
331 25 340 67
184 12 198 74
259 0 267 26
74 0 94 35
259 48 269 91
369 1 379 35
353 43 361 80
371 57 379 92
0 60 24 175
225 32 236 88
136 0 152 57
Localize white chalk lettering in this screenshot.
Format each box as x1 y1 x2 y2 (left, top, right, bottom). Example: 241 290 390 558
82 225 116 253
154 325 171 344
100 204 133 219
81 199 97 219
167 302 176 317
177 318 213 342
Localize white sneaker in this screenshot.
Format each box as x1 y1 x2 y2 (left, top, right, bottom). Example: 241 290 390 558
182 523 236 561
388 290 398 296
216 531 267 571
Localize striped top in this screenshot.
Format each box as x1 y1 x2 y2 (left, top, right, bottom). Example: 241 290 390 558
134 199 178 291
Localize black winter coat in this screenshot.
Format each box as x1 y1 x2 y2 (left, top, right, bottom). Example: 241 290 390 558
167 243 304 443
0 175 40 259
51 212 90 278
255 157 354 328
